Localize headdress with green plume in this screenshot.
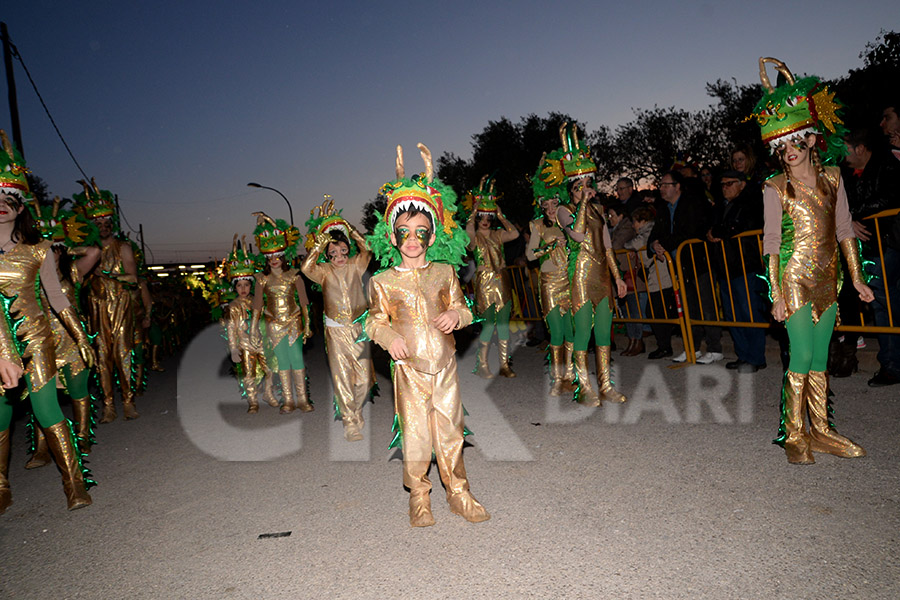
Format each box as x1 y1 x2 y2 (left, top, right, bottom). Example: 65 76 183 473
73 178 120 230
29 197 100 249
367 143 469 269
226 234 258 282
462 174 502 219
0 129 31 203
304 195 357 263
539 122 597 188
531 151 571 219
749 57 847 165
252 211 301 262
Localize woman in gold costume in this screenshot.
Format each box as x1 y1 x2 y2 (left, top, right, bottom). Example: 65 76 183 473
302 199 374 441
250 213 313 414
542 124 627 406
754 58 873 464
0 131 95 512
526 187 576 396
465 177 519 378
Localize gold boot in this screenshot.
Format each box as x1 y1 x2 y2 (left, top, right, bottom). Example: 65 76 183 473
99 399 116 424
498 339 516 378
25 425 51 469
44 421 92 511
293 369 313 412
776 371 814 465
244 377 259 414
596 346 626 403
122 400 140 421
1 429 11 514
150 345 165 372
409 491 435 527
263 372 280 408
806 371 866 458
279 371 295 414
572 350 601 407
134 362 146 396
562 341 578 392
548 345 566 396
71 397 93 454
447 490 490 523
474 341 494 379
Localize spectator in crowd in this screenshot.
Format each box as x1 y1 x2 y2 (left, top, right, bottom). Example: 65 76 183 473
880 102 900 157
706 170 768 372
636 207 678 359
843 127 900 386
731 143 762 185
615 177 643 216
622 206 655 356
607 203 641 355
647 170 722 362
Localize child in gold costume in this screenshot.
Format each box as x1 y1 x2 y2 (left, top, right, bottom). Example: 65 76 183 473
250 213 313 414
526 172 576 396
464 177 520 378
540 124 627 405
365 144 489 527
225 236 279 414
76 178 140 423
753 58 873 464
302 198 374 441
0 131 95 512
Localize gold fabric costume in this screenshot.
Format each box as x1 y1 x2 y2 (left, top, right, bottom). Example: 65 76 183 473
527 219 572 318
366 262 474 496
87 239 135 402
301 248 374 429
763 167 862 323
0 241 57 392
472 229 512 315
226 297 266 379
48 260 86 379
562 200 615 313
256 269 304 347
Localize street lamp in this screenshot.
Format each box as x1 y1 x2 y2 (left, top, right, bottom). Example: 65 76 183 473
247 182 294 226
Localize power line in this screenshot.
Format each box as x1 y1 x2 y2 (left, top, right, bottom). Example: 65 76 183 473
3 30 90 180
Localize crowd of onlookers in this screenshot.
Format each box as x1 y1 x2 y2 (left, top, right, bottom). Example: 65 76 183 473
512 102 900 387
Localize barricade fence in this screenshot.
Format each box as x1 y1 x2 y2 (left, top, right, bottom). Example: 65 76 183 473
495 206 899 365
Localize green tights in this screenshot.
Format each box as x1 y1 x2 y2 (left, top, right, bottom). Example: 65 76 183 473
786 303 837 374
479 303 512 342
572 301 613 352
545 306 574 347
0 376 65 431
273 336 305 371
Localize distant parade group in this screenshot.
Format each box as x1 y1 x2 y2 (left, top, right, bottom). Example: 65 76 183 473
0 58 874 526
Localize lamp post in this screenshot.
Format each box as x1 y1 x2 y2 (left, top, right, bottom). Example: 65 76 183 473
247 182 294 226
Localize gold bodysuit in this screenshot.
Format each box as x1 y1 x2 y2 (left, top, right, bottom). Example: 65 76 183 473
763 166 860 323
257 269 304 347
562 200 616 313
472 229 512 315
87 239 136 402
226 296 266 379
526 218 572 318
0 241 57 392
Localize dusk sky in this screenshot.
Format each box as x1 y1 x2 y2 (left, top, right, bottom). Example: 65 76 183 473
3 1 893 262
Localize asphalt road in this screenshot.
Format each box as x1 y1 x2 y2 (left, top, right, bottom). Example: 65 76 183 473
1 328 898 599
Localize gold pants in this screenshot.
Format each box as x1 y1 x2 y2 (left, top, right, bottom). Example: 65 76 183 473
325 323 373 426
394 356 469 497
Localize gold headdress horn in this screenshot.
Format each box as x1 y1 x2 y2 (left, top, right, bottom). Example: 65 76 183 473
77 179 93 199
90 177 101 195
0 130 14 160
232 233 239 253
758 57 795 93
253 211 278 228
52 197 61 218
395 145 405 180
417 143 433 183
559 123 569 152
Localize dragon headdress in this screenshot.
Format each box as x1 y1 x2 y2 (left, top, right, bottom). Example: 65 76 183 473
252 211 301 262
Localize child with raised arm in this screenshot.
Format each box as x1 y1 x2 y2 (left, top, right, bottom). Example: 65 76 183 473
302 198 374 441
365 144 489 527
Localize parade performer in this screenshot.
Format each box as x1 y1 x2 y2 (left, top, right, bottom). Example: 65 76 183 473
128 238 153 396
0 314 24 515
540 124 627 405
225 236 278 413
753 58 874 464
25 199 100 466
464 176 519 378
365 143 489 527
526 158 576 395
75 178 140 423
302 198 374 441
250 212 313 413
0 131 94 512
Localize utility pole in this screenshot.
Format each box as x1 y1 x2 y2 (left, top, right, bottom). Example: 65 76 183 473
139 224 145 258
1 22 24 157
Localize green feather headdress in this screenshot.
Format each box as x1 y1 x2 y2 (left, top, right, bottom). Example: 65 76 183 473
367 144 469 269
252 211 301 263
29 197 100 249
72 178 120 230
749 57 847 165
304 196 358 263
531 151 571 220
226 234 258 281
0 130 31 201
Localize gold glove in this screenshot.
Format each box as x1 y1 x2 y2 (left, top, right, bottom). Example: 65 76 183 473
765 254 784 305
839 238 866 285
572 196 590 234
302 304 312 342
250 309 262 348
58 306 96 368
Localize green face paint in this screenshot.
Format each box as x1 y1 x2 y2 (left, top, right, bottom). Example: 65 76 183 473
394 226 432 247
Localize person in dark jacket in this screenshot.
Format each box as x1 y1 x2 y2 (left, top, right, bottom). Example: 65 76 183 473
706 170 768 372
647 170 721 362
843 127 900 386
